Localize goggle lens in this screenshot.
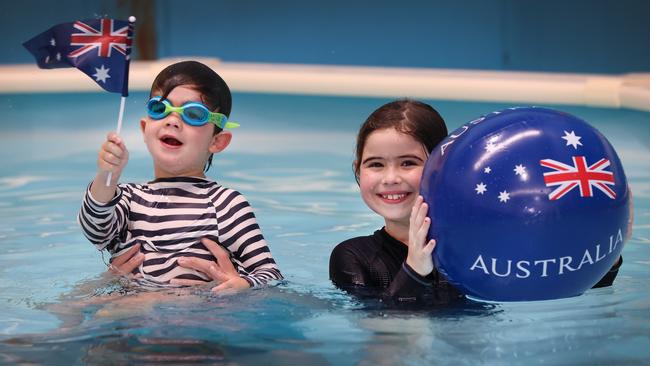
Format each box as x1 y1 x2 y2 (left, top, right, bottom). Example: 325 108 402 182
147 99 167 118
184 106 209 124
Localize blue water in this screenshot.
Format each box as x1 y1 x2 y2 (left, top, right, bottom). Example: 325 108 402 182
0 92 649 364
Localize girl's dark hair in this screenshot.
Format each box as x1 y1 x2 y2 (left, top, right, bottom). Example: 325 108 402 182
149 60 232 171
353 99 448 183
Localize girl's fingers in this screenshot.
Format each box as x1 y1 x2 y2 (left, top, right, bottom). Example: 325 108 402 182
423 239 436 255
410 196 423 222
416 200 428 225
418 217 431 236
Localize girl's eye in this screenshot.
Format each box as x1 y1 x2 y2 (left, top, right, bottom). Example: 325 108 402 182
401 160 420 167
365 162 383 168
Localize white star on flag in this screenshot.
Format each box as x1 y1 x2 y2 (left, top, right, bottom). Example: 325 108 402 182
475 182 487 194
93 65 111 83
55 52 61 61
484 166 492 174
514 164 528 181
485 141 497 152
498 190 510 202
562 130 583 149
514 164 526 176
50 38 56 46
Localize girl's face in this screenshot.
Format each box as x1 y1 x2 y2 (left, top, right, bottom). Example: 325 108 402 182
358 128 428 228
140 85 230 178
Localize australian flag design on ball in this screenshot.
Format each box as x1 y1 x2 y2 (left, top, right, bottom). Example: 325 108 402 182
420 106 630 301
23 18 133 96
469 111 619 205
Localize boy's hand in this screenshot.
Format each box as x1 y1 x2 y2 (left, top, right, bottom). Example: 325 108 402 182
406 195 436 276
98 132 129 177
172 238 251 294
91 132 129 202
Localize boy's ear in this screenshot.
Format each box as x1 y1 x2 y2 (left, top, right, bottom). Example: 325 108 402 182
209 131 232 154
140 119 147 134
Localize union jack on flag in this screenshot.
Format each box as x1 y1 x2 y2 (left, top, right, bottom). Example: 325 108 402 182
69 19 130 58
23 18 134 96
540 156 616 200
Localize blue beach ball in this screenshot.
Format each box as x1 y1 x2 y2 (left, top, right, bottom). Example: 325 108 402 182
420 107 630 301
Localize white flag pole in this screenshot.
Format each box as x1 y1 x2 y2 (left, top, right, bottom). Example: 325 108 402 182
105 96 127 185
106 16 135 186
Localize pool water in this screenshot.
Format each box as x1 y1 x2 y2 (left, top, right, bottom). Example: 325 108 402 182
0 92 649 364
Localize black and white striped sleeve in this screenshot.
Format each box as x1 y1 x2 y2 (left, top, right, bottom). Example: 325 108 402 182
214 189 283 287
78 183 131 253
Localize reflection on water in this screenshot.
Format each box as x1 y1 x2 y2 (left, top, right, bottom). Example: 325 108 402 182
0 93 649 364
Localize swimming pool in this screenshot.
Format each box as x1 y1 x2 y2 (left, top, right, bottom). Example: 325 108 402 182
0 89 649 364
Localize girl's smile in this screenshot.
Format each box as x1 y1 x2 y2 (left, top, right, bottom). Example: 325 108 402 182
377 191 411 203
358 127 428 231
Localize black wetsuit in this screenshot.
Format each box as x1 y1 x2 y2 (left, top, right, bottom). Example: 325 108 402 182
329 227 622 305
329 228 463 305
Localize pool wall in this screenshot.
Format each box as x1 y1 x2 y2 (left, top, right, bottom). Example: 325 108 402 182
2 0 650 74
1 59 649 112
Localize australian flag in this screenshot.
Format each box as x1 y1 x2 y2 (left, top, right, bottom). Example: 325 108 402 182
23 18 133 96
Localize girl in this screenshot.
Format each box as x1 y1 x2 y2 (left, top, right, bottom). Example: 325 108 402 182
329 99 462 305
329 100 623 305
79 60 282 293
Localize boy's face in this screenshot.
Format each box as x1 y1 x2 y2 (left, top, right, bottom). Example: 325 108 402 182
358 128 428 228
140 85 231 178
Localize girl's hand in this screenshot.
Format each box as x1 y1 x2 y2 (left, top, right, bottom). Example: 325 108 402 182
406 195 436 276
107 244 144 279
172 238 251 294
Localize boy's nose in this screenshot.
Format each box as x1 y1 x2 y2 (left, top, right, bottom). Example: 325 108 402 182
165 113 183 129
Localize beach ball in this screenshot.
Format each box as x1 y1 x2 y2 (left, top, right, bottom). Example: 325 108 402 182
420 107 630 301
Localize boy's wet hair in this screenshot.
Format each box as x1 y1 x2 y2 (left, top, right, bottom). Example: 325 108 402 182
353 99 448 183
150 60 232 172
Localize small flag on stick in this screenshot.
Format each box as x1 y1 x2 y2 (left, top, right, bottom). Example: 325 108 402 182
24 17 136 185
23 17 134 96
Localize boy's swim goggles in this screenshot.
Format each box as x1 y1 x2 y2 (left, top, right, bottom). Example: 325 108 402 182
146 96 239 129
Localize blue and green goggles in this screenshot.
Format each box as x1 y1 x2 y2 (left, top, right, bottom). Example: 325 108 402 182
146 96 239 129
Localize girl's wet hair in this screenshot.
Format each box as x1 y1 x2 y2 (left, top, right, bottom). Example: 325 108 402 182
150 60 232 172
353 99 448 183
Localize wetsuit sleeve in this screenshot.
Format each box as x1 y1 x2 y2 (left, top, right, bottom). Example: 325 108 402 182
384 262 435 303
329 243 436 303
77 182 131 253
592 255 623 288
214 189 283 288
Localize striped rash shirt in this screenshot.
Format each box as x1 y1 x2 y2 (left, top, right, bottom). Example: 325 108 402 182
78 176 282 287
